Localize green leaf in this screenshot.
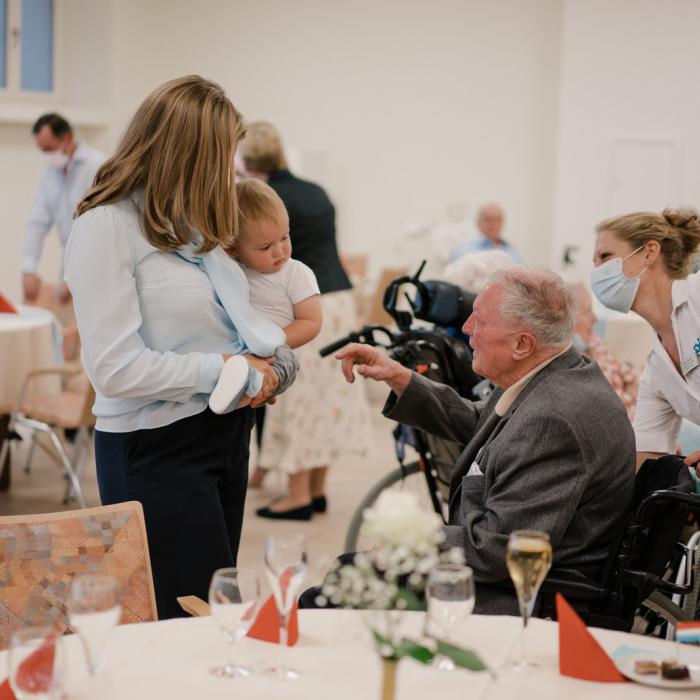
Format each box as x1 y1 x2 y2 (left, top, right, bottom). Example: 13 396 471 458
394 639 434 665
435 639 493 676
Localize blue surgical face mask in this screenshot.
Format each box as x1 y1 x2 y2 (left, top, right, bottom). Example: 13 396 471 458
572 333 588 353
590 245 647 314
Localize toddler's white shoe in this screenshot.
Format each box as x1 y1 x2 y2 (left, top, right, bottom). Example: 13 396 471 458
209 356 250 415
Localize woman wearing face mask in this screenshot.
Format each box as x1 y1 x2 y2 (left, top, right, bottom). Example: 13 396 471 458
591 209 700 472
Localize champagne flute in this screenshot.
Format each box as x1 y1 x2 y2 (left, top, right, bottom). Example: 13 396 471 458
426 564 475 671
7 627 58 700
505 530 552 672
68 575 121 680
208 568 260 679
263 533 308 681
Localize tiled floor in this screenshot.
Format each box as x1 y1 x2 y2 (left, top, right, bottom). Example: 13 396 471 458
0 389 408 597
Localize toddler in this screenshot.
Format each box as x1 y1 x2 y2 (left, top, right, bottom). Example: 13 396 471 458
208 178 322 413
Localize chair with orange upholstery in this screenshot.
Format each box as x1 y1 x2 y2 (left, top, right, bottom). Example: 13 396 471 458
0 365 95 507
0 501 157 651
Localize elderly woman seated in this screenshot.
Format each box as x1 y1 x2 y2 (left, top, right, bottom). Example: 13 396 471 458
569 282 639 420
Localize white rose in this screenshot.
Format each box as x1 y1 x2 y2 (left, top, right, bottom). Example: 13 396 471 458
362 490 443 550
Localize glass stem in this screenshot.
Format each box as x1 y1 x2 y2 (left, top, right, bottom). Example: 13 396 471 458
519 598 530 665
228 640 237 670
280 613 289 649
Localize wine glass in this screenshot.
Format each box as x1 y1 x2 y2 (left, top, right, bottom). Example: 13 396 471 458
68 574 121 679
263 533 308 681
7 627 58 700
208 568 260 679
426 564 475 671
505 530 552 672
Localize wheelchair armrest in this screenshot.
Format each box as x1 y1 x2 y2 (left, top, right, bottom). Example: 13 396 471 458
539 568 608 600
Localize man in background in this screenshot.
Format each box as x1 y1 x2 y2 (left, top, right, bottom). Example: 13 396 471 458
21 113 104 303
451 202 524 264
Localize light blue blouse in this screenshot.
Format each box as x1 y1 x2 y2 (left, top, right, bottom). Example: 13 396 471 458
64 194 279 433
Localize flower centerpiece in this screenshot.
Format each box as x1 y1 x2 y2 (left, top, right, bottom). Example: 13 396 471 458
317 490 493 699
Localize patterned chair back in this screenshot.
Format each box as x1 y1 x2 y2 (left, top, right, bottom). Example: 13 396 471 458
0 501 157 650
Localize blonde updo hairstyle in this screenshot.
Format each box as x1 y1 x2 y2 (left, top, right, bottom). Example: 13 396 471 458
596 208 700 279
238 121 288 175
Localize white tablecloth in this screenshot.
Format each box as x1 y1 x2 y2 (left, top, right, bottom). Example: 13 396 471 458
0 307 61 412
2 611 696 699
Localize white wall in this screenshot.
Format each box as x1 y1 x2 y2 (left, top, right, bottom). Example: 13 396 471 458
0 0 564 303
0 0 111 301
552 0 700 277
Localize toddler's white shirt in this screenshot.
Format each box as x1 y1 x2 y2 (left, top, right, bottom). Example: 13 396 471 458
242 259 320 327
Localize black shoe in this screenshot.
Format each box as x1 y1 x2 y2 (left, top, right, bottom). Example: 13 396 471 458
256 503 313 521
311 495 327 513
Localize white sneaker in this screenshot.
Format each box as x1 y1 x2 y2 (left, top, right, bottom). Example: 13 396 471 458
209 356 250 415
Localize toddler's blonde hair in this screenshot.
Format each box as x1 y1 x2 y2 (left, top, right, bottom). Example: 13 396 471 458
235 178 288 239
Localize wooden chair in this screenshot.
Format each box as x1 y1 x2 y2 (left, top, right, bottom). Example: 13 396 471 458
0 501 157 650
0 366 95 507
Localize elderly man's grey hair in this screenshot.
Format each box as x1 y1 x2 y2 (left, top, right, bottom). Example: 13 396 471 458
487 267 575 347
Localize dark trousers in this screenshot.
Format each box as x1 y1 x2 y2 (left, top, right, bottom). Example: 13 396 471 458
95 407 255 620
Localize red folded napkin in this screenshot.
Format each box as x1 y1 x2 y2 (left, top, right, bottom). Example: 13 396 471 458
0 637 56 700
0 294 18 314
247 595 299 645
556 593 626 682
247 565 300 646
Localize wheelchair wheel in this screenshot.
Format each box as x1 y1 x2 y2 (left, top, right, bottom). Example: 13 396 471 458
344 461 434 552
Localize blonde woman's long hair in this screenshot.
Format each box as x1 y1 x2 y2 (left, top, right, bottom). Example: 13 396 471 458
76 75 245 253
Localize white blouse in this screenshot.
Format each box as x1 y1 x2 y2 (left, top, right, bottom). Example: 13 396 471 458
64 196 244 433
633 272 700 454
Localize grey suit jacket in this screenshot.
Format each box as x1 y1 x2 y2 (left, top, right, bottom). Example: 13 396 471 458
383 347 635 614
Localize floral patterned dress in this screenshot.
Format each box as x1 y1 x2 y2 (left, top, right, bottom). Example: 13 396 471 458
257 289 372 474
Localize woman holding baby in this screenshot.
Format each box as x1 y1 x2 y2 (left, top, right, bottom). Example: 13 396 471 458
64 76 296 619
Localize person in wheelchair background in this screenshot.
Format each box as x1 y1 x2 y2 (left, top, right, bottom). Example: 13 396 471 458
333 266 635 615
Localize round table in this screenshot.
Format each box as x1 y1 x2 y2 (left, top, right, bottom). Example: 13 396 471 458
2 611 694 699
0 306 61 489
0 306 62 411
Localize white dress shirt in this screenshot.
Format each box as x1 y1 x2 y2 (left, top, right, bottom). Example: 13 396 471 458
494 344 572 416
634 272 700 454
22 141 105 273
63 195 251 433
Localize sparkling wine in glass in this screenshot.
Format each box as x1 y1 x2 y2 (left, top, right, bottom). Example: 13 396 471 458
208 567 260 679
68 574 121 679
426 564 475 671
263 533 308 681
7 627 58 700
505 530 552 672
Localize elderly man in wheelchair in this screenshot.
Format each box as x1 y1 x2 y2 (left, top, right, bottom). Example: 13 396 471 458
323 266 641 617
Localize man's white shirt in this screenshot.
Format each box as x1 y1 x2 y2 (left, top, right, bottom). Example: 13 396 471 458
21 141 105 274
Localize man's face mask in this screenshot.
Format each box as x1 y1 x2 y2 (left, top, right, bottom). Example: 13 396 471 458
590 245 648 314
43 142 70 170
